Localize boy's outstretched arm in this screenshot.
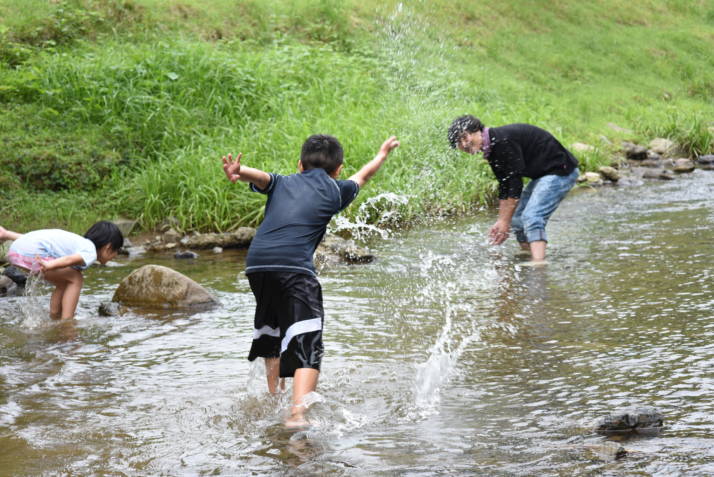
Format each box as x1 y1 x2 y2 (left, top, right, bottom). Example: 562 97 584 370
349 136 400 188
222 153 271 190
0 226 22 241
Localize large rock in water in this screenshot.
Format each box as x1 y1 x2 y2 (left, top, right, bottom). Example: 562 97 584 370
113 265 218 308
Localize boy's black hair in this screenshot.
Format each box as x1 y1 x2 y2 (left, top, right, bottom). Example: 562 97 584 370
84 221 124 251
448 115 485 149
300 134 344 174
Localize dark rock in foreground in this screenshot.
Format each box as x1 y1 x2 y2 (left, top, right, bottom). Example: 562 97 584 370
3 266 27 287
595 408 663 436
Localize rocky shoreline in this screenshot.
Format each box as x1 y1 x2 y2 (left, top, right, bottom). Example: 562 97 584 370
573 137 713 186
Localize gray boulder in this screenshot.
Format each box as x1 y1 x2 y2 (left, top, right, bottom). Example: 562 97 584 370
315 235 375 267
673 158 695 173
113 264 218 308
697 154 714 165
648 138 675 156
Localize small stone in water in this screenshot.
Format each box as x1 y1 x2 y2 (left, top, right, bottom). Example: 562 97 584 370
595 407 663 436
174 251 199 259
212 247 223 254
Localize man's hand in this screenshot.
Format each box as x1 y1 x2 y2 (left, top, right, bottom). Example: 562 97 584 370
488 220 510 245
222 153 242 183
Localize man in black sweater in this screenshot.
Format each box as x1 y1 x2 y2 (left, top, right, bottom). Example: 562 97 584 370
448 115 579 263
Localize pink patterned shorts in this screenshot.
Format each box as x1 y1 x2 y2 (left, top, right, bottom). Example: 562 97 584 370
7 252 48 274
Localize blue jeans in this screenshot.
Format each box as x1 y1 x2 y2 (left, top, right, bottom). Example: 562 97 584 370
511 168 579 243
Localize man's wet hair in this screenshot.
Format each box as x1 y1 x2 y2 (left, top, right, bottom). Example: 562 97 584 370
448 115 484 149
300 134 344 174
84 221 124 251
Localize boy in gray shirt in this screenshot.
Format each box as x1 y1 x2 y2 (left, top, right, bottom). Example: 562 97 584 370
222 134 399 427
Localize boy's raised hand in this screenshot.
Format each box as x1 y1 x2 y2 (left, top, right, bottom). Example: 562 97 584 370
222 153 242 183
378 136 400 158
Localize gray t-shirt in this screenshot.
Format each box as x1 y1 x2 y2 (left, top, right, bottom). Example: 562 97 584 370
246 169 359 276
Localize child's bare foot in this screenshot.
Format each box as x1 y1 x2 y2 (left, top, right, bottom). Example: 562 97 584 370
521 259 548 267
284 413 310 429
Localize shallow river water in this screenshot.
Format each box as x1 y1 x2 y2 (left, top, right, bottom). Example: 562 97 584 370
1 170 714 476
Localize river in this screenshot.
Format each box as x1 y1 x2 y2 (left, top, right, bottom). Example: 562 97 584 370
1 170 713 476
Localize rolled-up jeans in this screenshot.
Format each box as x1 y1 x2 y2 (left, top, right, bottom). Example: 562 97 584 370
511 168 579 243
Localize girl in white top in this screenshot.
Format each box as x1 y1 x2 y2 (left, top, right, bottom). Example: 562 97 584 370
0 221 123 319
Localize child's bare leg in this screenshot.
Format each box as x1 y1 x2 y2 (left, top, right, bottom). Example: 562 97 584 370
529 240 547 262
49 284 67 320
43 268 83 319
265 357 284 393
286 368 319 427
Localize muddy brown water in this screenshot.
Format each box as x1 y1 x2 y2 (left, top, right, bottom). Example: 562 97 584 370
1 170 713 476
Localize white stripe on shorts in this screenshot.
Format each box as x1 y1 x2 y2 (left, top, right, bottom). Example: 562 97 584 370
253 325 280 340
281 317 322 354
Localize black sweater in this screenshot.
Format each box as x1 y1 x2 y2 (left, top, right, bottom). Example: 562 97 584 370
486 123 578 199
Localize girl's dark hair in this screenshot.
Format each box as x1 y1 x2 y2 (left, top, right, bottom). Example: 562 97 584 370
448 115 484 148
300 134 344 174
84 221 124 251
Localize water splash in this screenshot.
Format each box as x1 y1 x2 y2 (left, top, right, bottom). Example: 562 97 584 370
331 192 409 240
19 274 50 328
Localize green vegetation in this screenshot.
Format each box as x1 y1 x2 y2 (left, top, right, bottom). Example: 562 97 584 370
1 0 712 233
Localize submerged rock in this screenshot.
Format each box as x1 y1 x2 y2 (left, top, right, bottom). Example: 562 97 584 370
631 167 674 180
583 442 628 462
174 251 199 259
113 264 218 309
595 408 663 436
98 301 123 317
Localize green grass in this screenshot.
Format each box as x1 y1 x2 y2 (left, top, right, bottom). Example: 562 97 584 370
0 0 712 234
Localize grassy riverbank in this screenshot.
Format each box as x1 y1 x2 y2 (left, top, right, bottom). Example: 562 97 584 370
1 0 713 233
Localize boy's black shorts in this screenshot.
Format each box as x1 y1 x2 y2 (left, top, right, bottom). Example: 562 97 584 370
247 271 324 378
